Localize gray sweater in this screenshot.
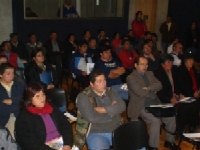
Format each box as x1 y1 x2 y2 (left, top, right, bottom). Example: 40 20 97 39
76 87 125 133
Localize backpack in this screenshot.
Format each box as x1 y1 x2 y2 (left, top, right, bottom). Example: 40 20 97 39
0 126 21 150
74 87 111 150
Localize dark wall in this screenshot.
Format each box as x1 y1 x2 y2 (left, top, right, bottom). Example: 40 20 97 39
168 0 200 45
12 0 129 43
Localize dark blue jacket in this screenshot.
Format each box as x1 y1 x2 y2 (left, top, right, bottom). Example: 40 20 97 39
0 81 25 126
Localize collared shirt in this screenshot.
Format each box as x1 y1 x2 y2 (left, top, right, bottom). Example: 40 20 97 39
167 22 171 31
92 88 106 98
52 42 59 52
0 81 14 97
11 41 18 47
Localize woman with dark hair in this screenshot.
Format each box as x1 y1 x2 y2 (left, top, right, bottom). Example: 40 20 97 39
25 49 58 89
185 21 199 54
111 32 122 51
83 30 91 42
177 53 200 98
15 82 73 150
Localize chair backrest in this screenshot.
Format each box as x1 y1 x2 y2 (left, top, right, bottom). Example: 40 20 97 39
15 67 25 81
113 121 148 150
45 88 67 112
175 102 199 133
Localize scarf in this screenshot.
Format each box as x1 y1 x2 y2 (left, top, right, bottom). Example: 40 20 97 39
27 103 53 114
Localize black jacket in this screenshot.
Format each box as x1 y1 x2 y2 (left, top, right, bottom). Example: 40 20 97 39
154 66 179 103
44 40 64 58
177 65 200 97
185 28 199 49
15 107 73 150
10 41 29 60
25 61 59 89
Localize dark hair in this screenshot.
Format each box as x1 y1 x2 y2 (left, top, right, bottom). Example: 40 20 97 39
144 31 152 36
31 49 44 58
1 41 10 49
10 33 18 38
136 11 142 18
151 33 158 41
134 56 147 64
99 45 112 53
167 14 172 18
89 69 105 84
183 53 194 63
89 37 96 43
98 29 105 34
50 31 57 35
66 33 75 41
78 40 88 47
160 54 174 64
83 30 90 36
22 82 50 108
28 32 36 38
113 32 120 39
122 39 130 45
172 42 182 48
127 29 132 34
0 63 14 75
0 55 8 61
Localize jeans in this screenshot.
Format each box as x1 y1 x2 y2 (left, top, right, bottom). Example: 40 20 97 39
86 132 146 150
161 42 170 54
86 133 112 150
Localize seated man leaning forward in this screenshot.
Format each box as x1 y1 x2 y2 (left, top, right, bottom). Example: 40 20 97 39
127 56 178 150
76 69 125 150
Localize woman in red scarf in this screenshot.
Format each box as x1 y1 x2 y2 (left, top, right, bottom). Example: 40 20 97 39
15 82 73 150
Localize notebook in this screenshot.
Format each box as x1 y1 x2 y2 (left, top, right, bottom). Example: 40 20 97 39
39 72 53 85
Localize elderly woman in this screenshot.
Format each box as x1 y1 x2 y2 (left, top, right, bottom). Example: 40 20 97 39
177 53 200 98
15 83 73 150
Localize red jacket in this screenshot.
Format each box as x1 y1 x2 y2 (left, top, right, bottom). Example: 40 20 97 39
118 48 138 69
132 19 147 38
112 39 122 51
0 52 18 67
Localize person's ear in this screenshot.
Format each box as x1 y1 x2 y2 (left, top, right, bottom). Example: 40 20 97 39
134 63 137 68
90 82 94 87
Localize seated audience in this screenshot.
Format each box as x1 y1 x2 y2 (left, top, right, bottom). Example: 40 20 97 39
151 33 161 58
87 38 99 62
0 63 25 138
70 40 92 88
15 82 73 150
97 29 109 44
127 29 137 46
0 41 24 68
57 0 78 17
111 32 122 51
167 38 179 54
76 69 125 150
170 42 183 67
25 49 58 89
94 45 125 87
10 33 29 61
83 30 91 42
135 31 152 54
118 39 138 76
26 32 46 62
127 56 177 150
65 33 77 56
142 43 159 71
177 53 200 98
154 54 181 104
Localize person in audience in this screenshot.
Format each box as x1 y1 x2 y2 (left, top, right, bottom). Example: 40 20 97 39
25 7 38 17
65 33 77 56
87 38 99 62
142 43 159 71
97 29 109 44
94 45 125 87
15 82 73 150
76 69 125 150
160 15 176 53
131 11 148 40
151 33 161 58
10 33 29 61
57 0 78 17
167 38 179 54
170 42 183 67
25 49 58 90
154 54 181 104
127 56 178 150
0 55 8 65
185 21 199 54
118 39 138 76
70 40 92 88
83 30 91 42
44 31 64 79
135 31 152 54
26 32 46 62
127 29 137 46
0 41 24 68
111 32 122 52
177 53 200 98
0 63 25 138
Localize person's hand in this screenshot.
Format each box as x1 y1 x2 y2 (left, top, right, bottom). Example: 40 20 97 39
62 145 71 150
112 101 117 105
194 91 200 98
94 107 106 113
2 99 12 105
171 97 179 105
82 71 87 76
149 54 155 61
179 94 185 100
47 84 54 89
